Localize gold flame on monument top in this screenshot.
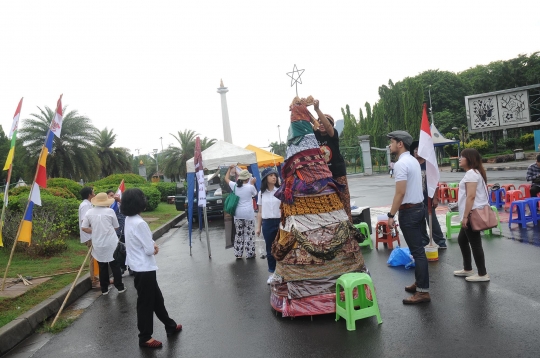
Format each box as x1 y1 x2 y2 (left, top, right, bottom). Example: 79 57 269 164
220 79 224 87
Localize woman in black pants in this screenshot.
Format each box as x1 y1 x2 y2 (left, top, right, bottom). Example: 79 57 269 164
121 188 182 348
455 149 490 282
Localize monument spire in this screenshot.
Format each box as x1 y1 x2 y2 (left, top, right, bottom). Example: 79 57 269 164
217 79 233 143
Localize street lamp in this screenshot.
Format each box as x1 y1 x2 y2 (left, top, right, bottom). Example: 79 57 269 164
153 149 159 174
159 137 163 152
277 125 282 144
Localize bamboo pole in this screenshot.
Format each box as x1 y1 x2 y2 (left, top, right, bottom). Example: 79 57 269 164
51 245 92 328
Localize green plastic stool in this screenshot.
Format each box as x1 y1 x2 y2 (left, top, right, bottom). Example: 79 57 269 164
448 183 458 198
484 206 502 235
336 272 382 330
445 211 461 239
354 222 373 249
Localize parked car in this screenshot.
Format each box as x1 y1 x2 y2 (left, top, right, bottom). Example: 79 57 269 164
175 172 224 223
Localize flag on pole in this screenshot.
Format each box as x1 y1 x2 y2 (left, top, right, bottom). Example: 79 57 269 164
0 98 23 247
417 103 440 198
111 180 125 212
18 202 35 243
194 137 206 207
50 95 63 138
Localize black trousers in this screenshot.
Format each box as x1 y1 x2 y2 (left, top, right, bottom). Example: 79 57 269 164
134 271 177 343
97 260 124 293
530 185 540 198
457 224 487 276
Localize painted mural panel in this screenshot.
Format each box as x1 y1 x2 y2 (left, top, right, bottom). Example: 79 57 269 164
497 90 529 126
469 96 499 130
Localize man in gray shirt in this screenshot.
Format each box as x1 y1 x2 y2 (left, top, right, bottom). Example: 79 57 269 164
387 131 431 304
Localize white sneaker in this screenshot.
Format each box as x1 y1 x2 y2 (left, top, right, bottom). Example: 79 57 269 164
102 286 112 295
267 274 275 285
454 269 475 277
118 286 127 294
466 274 490 282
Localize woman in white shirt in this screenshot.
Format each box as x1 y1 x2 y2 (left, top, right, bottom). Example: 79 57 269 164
81 192 125 295
121 188 182 349
255 168 281 283
225 165 258 259
455 148 490 282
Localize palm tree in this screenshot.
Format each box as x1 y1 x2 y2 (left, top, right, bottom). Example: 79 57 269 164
19 106 101 181
269 141 286 157
94 127 132 177
161 129 216 181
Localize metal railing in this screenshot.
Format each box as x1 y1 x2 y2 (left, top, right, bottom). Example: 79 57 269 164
339 146 364 174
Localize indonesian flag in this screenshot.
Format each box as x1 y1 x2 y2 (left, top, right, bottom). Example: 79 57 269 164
116 179 125 198
50 94 63 138
417 103 440 198
3 98 23 170
194 137 206 207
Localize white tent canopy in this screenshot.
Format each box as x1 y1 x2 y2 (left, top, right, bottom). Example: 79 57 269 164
431 123 460 146
186 140 258 173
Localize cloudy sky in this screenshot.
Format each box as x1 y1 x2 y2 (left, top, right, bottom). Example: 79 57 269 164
1 0 539 157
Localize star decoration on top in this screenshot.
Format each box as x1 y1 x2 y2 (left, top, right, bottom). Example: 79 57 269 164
286 64 305 96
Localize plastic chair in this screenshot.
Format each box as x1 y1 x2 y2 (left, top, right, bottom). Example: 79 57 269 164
508 200 537 227
447 188 459 203
439 187 451 204
336 272 382 330
501 184 516 192
504 190 524 212
489 188 506 209
519 184 532 198
445 211 461 239
525 197 540 221
375 220 400 249
483 206 502 235
354 222 373 249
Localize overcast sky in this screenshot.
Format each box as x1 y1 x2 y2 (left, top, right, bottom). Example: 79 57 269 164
1 0 539 157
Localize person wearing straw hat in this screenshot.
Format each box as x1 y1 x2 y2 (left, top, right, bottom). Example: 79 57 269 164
225 165 258 259
82 192 126 295
255 167 281 283
387 130 431 304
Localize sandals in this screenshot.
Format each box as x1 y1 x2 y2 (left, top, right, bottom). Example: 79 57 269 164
166 324 183 337
139 339 163 349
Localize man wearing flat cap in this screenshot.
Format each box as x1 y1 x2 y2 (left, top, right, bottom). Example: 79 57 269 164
387 130 431 304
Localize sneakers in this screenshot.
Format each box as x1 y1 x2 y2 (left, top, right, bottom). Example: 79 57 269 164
453 269 475 277
466 274 490 282
118 286 127 294
102 286 112 295
267 274 275 285
403 292 431 304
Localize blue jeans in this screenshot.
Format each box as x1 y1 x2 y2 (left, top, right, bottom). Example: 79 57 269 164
262 218 280 273
421 204 446 247
399 204 429 291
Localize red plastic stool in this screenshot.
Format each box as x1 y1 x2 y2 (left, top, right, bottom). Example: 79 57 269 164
501 184 516 192
375 220 400 249
519 184 532 198
504 190 524 212
447 188 459 203
439 187 451 204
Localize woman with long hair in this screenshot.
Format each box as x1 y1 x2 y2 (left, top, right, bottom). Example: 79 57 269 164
454 148 490 282
121 188 182 349
255 167 281 284
225 165 258 259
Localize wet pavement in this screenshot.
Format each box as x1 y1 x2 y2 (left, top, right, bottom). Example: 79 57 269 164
5 170 540 358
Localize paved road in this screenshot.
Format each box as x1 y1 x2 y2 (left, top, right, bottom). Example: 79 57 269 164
6 170 540 358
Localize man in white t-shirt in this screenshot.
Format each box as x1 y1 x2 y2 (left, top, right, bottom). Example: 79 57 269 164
387 131 431 304
79 187 96 285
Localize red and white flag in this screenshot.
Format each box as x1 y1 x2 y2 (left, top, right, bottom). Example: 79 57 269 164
116 179 125 198
194 137 206 207
50 94 63 138
418 103 440 198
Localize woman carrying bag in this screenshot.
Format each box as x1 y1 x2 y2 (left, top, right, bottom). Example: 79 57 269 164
455 148 491 282
225 165 258 259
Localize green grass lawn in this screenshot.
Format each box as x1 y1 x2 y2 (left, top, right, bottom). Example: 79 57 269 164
0 239 88 328
140 202 183 231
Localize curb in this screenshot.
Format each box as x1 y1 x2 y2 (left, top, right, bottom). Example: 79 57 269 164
485 166 529 171
0 211 186 356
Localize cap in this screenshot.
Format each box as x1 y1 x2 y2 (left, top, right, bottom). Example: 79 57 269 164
387 130 413 147
238 169 251 180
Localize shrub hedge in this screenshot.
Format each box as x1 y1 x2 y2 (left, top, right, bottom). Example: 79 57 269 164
152 182 177 202
47 178 83 199
91 173 146 187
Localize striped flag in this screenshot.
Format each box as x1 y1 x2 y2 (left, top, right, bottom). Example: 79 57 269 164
50 95 63 138
111 180 125 212
417 103 440 198
0 98 23 247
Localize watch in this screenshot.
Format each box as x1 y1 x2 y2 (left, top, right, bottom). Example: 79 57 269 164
387 212 395 218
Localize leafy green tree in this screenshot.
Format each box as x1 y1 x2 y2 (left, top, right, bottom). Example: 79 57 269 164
19 106 100 181
269 141 287 157
94 127 131 177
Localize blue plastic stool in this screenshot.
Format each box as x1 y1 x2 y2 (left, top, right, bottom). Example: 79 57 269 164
354 222 373 249
525 197 540 224
445 211 461 239
336 273 382 330
483 206 502 235
508 200 536 227
489 188 506 209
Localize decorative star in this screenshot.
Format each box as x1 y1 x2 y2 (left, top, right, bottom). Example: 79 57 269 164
286 64 305 96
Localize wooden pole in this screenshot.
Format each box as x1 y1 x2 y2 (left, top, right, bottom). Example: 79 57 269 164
51 245 92 327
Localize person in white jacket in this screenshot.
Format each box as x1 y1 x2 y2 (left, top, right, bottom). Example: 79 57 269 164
121 188 182 349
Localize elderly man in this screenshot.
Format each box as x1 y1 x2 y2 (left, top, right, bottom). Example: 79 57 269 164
526 155 540 198
387 131 431 304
